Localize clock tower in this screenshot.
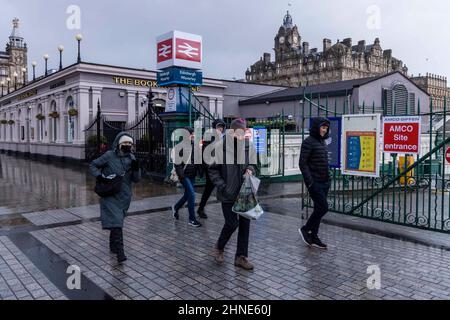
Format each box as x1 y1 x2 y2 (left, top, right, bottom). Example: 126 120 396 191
274 11 301 62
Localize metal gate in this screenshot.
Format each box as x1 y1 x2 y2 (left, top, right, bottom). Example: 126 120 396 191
84 96 167 180
224 114 286 179
301 95 450 233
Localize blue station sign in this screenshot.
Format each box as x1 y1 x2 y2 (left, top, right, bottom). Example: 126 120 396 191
157 67 203 87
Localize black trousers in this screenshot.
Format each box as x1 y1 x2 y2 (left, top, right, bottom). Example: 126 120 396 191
217 202 251 258
199 170 215 210
304 181 331 236
109 228 124 253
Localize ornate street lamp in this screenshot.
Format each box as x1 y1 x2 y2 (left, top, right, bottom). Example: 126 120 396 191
31 61 37 81
43 54 49 76
58 45 64 70
13 72 18 91
21 67 27 87
75 34 83 63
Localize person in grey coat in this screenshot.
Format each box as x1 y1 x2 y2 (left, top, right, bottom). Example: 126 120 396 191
89 132 141 263
208 118 258 270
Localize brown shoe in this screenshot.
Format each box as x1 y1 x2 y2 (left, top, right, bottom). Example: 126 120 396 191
213 247 224 264
234 256 254 271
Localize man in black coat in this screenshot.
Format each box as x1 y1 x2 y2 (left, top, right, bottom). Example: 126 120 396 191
208 118 257 270
299 117 331 250
197 119 226 219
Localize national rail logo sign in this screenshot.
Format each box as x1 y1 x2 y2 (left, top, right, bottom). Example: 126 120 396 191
156 31 203 70
157 38 173 64
383 116 421 155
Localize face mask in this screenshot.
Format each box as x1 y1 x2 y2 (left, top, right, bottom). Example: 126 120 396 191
120 145 132 154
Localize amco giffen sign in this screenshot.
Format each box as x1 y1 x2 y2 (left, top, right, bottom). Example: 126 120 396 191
156 31 202 70
383 116 421 155
157 67 203 87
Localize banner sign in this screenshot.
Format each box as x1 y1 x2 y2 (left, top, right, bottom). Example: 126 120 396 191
341 114 381 177
383 116 421 155
308 117 342 168
164 87 189 113
252 127 267 155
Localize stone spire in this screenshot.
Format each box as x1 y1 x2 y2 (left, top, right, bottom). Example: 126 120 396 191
283 11 293 29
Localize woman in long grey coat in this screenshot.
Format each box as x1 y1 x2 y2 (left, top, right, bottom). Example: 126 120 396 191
89 132 141 263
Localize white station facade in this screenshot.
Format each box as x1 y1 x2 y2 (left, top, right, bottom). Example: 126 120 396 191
0 62 285 161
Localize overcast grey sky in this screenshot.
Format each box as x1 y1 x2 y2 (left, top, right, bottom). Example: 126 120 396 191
1 0 449 80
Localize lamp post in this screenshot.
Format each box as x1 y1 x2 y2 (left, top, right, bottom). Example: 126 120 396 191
31 61 37 81
6 77 11 94
43 54 49 76
75 34 83 63
13 72 18 91
21 67 27 87
58 45 64 70
1 80 4 97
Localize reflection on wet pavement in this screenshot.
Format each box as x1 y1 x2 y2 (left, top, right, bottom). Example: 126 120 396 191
0 154 178 216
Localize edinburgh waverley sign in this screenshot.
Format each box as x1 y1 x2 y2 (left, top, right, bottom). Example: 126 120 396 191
157 67 203 87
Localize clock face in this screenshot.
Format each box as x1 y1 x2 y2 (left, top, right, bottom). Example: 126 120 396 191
279 36 285 44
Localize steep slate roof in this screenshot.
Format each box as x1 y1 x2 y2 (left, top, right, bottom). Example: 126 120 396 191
239 71 429 106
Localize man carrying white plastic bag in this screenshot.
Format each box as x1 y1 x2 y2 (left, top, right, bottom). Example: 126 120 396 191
208 118 259 271
232 174 264 220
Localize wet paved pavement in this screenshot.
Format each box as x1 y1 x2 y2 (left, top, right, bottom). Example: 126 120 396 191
0 192 448 300
0 154 178 217
1 154 450 300
18 202 450 300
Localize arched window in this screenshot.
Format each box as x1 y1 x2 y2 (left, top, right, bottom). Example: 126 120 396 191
50 100 57 142
383 84 415 115
393 84 408 115
66 96 76 143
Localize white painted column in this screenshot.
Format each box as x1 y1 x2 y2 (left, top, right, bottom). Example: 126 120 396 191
71 89 80 143
30 100 37 143
91 87 102 117
15 108 21 142
56 93 66 144
8 109 13 142
209 98 217 118
216 99 224 118
127 90 137 123
77 87 91 144
42 98 50 143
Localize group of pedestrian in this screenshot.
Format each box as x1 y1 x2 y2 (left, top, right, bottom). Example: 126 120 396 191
89 116 332 269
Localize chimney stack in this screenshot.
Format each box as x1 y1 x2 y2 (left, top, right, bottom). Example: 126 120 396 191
357 40 366 52
323 38 332 52
302 42 309 55
342 38 352 48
